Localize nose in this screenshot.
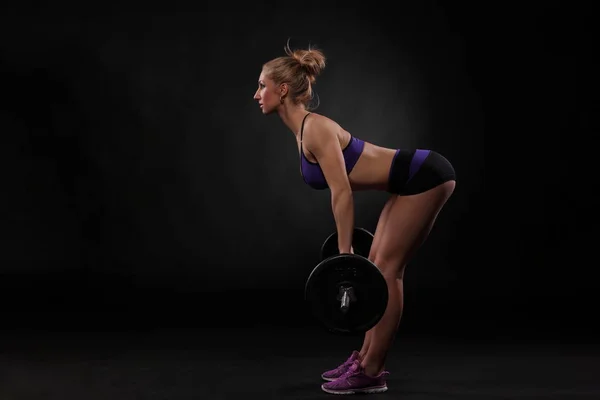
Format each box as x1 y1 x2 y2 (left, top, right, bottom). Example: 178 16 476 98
253 90 260 100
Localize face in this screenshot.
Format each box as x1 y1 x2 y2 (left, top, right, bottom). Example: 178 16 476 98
253 71 284 115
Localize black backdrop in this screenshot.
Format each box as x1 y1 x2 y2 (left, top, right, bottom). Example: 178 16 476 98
0 2 596 338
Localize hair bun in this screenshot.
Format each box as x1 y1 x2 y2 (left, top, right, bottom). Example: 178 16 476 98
285 42 326 81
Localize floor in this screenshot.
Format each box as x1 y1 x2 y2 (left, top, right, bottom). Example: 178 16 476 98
1 315 598 400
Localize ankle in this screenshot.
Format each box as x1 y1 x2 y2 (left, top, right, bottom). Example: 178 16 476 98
360 359 384 377
363 364 383 377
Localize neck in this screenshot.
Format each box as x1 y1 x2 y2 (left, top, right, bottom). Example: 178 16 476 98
277 104 311 139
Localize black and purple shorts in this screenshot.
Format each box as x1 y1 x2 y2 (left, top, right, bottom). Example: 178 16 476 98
387 149 456 195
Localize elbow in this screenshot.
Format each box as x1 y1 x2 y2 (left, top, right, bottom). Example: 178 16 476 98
336 187 353 198
331 187 353 205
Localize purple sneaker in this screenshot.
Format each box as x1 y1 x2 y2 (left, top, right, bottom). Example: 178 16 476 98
321 351 361 382
321 359 389 395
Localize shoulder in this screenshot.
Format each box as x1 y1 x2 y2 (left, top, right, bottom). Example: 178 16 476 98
303 114 345 157
304 113 341 144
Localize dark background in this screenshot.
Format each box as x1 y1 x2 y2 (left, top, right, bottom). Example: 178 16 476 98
0 2 596 339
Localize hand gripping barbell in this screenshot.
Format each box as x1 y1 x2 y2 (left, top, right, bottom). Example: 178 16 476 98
305 228 389 334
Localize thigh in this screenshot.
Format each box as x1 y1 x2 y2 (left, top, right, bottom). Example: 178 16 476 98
373 181 456 279
367 196 396 261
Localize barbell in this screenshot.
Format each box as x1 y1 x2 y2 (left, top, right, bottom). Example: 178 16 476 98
305 227 389 334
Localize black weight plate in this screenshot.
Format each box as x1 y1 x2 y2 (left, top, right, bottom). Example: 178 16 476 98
305 254 388 334
320 228 374 260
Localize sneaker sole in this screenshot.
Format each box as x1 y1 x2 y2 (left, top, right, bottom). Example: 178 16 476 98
321 384 388 395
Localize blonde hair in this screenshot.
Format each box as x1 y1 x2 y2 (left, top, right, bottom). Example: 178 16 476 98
262 39 326 109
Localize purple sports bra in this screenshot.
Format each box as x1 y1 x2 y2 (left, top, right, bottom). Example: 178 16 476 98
299 113 365 190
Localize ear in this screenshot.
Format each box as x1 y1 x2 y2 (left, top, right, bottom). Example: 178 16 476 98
279 83 288 96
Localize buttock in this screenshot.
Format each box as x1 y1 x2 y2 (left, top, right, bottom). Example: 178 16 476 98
387 149 456 195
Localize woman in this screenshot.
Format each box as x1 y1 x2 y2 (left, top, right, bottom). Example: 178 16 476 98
253 42 457 395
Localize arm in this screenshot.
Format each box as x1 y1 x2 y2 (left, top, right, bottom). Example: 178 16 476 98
305 120 354 254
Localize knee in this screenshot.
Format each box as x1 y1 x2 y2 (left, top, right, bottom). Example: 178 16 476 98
368 249 377 263
367 239 379 262
372 256 406 281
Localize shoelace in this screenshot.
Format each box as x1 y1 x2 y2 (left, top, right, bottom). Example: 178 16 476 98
336 355 356 371
337 361 361 382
